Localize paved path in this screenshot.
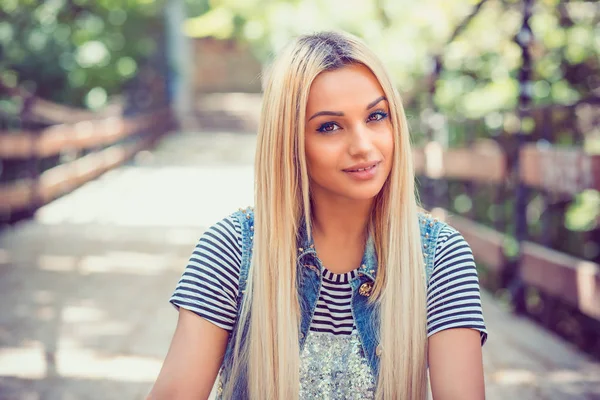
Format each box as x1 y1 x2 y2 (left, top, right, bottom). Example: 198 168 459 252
0 131 598 399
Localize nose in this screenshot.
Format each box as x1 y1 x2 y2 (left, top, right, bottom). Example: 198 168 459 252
347 124 373 157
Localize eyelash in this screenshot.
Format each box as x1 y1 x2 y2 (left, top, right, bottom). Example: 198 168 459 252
316 110 389 133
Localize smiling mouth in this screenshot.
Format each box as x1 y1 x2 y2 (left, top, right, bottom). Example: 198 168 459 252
344 162 380 172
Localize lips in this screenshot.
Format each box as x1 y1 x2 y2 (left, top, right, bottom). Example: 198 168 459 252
342 161 381 181
343 161 380 172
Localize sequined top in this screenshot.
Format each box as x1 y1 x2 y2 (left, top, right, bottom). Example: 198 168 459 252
299 330 376 399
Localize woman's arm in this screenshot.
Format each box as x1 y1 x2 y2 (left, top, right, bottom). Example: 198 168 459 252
428 327 485 400
426 224 488 399
147 308 229 400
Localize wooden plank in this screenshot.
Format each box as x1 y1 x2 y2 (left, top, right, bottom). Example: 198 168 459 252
416 140 507 183
0 79 120 124
520 144 600 195
521 241 600 320
0 132 36 158
0 179 34 210
0 108 172 159
38 133 160 204
0 132 163 213
431 208 506 272
445 140 506 183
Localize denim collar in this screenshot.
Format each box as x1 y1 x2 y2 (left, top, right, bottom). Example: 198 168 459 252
296 217 378 282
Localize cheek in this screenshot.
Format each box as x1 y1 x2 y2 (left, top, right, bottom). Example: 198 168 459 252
305 138 339 173
377 125 395 160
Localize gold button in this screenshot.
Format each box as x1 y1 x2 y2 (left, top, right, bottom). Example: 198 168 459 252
299 332 304 339
359 282 373 297
376 345 383 357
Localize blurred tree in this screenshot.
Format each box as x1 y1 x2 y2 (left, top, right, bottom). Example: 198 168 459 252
1 0 597 123
180 0 598 119
0 0 166 109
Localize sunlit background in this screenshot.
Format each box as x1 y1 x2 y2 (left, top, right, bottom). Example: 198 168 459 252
1 0 599 399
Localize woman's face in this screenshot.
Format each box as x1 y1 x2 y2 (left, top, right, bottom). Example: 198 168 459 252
304 63 394 203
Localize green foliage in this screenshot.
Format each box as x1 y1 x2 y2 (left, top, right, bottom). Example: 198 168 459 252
566 190 600 232
0 0 165 108
180 0 597 121
2 0 597 120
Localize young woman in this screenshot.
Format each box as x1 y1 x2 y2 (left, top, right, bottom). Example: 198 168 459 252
149 31 488 400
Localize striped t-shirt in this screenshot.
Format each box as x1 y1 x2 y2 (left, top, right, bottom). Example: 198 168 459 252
170 216 488 345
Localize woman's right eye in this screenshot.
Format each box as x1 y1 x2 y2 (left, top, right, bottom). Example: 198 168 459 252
317 122 340 133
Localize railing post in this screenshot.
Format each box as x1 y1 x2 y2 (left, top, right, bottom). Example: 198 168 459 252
509 0 535 315
21 94 41 219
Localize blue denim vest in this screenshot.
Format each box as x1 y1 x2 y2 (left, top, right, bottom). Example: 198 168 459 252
217 208 444 399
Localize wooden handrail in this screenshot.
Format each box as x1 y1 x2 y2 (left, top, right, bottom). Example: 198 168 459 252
520 144 600 195
0 108 173 213
0 130 165 212
0 108 171 159
414 139 507 183
431 208 600 321
0 80 121 124
520 241 600 320
0 179 34 211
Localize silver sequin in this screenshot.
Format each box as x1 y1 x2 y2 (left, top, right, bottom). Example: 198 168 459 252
299 331 376 399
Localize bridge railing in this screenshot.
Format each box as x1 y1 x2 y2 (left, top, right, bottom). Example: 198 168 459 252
0 82 174 225
415 0 600 358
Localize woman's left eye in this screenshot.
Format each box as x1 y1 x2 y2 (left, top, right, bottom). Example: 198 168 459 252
367 111 388 122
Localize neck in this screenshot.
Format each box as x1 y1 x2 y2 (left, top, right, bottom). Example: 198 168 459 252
310 195 373 244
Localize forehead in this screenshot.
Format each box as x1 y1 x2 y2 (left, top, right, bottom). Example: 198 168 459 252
306 64 385 112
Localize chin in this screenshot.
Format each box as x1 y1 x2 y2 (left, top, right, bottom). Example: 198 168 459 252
343 182 386 201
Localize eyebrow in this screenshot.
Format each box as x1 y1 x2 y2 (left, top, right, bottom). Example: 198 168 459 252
308 96 388 121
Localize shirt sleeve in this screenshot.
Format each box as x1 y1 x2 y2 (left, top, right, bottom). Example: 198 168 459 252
169 215 242 331
426 225 488 346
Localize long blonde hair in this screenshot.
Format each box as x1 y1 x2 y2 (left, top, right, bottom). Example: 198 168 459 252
225 31 428 400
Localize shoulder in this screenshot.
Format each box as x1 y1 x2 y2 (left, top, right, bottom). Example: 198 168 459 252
428 221 476 283
192 211 246 263
205 213 243 241
206 207 255 236
229 206 255 225
416 211 468 248
433 223 471 262
416 211 447 243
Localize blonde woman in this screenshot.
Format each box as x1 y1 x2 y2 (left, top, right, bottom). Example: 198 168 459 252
150 31 488 400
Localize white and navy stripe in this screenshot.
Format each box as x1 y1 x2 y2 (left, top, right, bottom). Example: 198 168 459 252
426 226 488 345
170 217 488 345
310 269 358 335
170 216 242 331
